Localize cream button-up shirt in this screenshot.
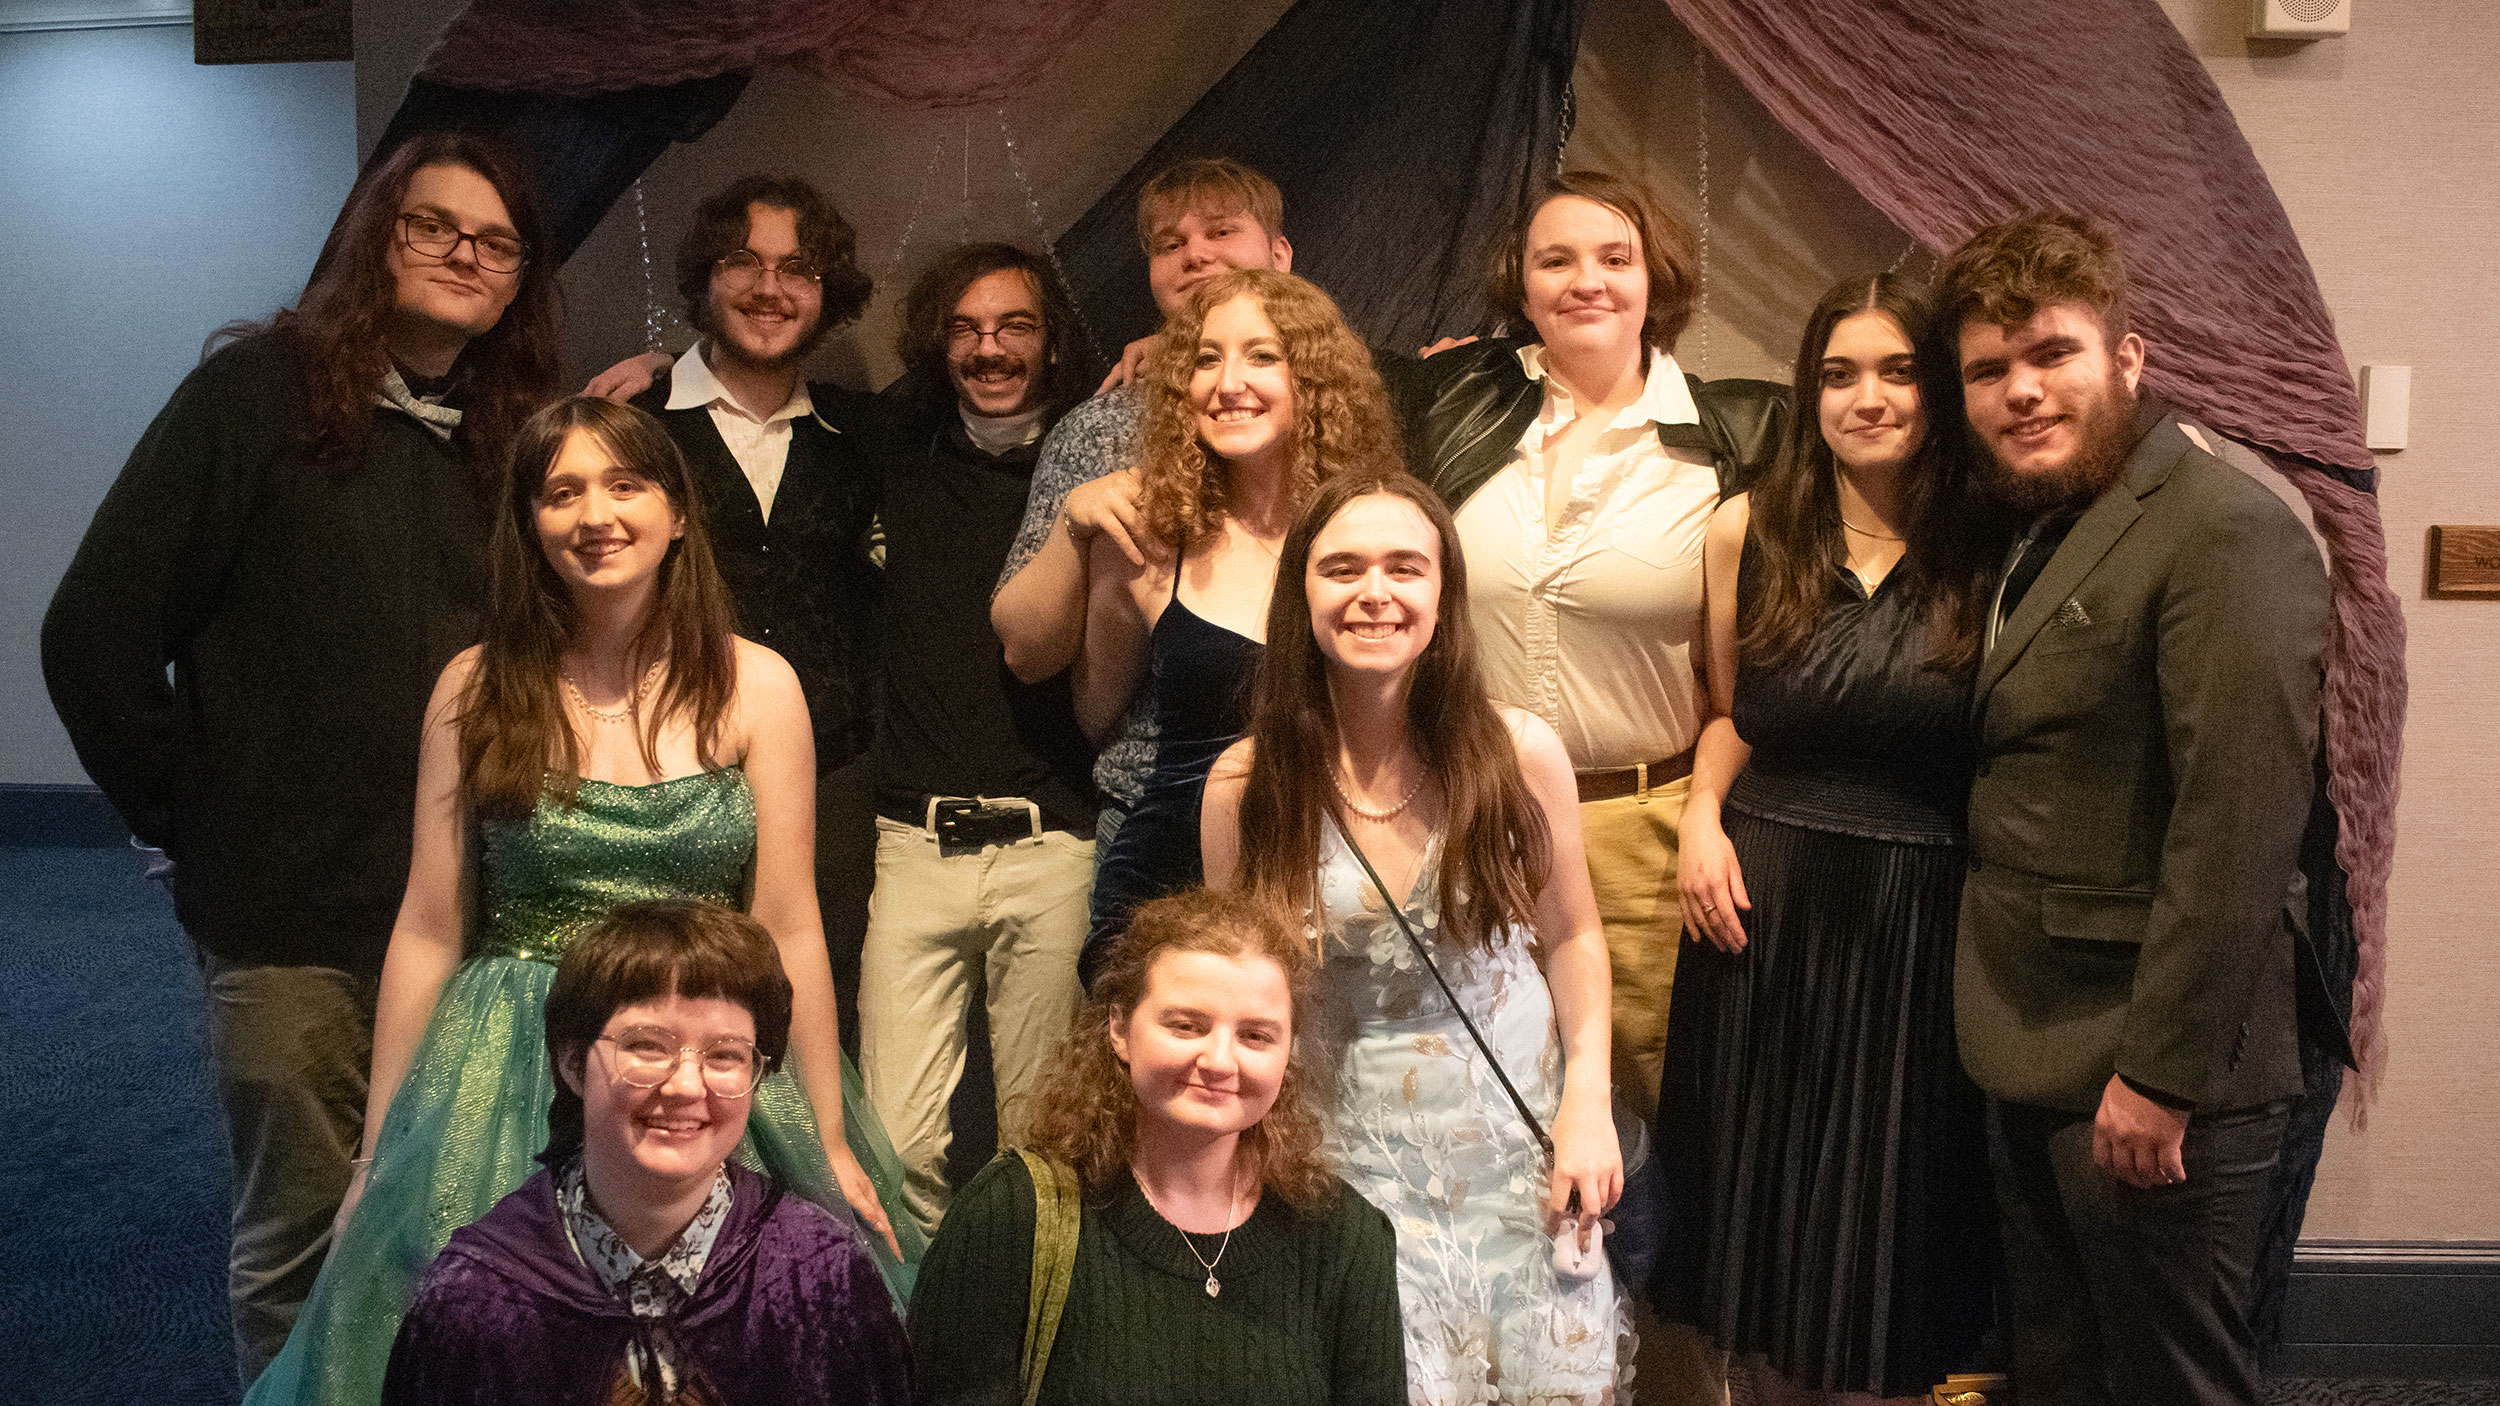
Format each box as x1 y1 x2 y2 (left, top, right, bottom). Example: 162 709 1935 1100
1452 344 1718 771
666 341 818 523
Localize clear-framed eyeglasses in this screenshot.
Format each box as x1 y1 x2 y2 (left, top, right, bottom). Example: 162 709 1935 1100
594 1027 765 1099
715 249 824 294
946 316 1045 353
397 212 529 274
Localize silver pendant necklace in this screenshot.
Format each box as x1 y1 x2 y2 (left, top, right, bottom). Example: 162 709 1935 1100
1141 1171 1241 1297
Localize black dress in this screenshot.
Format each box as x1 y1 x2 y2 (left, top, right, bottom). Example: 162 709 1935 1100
1080 548 1263 985
1655 545 1993 1395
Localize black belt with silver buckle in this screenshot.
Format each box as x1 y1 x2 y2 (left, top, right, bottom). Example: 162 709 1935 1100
926 797 1043 857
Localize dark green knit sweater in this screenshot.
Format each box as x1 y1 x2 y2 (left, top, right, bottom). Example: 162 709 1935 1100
909 1155 1406 1406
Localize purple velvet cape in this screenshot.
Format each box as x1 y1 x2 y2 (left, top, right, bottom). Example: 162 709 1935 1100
381 1162 912 1406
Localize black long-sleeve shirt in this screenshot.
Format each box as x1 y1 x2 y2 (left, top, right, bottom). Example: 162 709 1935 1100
42 331 489 971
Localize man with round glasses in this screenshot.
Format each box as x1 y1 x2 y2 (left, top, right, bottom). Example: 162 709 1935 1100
621 176 887 1056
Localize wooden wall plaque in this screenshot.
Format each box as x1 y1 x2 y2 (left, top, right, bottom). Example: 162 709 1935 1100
2429 526 2500 597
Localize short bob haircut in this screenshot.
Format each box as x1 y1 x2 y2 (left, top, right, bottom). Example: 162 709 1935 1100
1486 169 1701 354
1020 887 1337 1213
673 174 875 343
1134 156 1287 251
542 898 795 1165
1933 210 2133 344
893 241 1092 416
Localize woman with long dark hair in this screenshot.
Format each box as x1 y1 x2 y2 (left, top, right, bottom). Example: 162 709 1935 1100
1204 472 1630 1403
1657 273 1997 1402
1074 268 1403 978
247 397 920 1405
909 888 1406 1405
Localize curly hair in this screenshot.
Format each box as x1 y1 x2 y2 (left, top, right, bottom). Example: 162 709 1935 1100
1487 170 1700 353
893 242 1091 416
674 174 874 343
1019 888 1338 1215
1934 209 2132 343
1133 268 1403 547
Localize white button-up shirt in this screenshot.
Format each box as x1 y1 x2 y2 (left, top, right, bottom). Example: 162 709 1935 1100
1453 344 1718 771
666 341 817 523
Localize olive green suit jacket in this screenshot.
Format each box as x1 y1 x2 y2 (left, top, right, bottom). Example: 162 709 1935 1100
1957 407 2330 1115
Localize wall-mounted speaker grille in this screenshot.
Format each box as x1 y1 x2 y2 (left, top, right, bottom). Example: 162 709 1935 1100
2280 0 2339 19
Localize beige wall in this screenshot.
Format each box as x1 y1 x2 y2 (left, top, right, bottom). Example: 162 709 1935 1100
355 0 2496 1241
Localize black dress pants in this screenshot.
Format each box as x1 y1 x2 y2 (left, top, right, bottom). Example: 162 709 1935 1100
1988 1095 2290 1406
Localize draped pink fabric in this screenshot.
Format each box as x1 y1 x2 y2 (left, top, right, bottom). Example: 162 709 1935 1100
1660 0 2401 1101
420 0 1114 109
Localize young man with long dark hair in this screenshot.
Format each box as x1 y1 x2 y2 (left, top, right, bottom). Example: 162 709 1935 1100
41 130 562 1380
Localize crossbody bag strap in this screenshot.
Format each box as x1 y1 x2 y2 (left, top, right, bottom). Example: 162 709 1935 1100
1337 830 1553 1158
1014 1148 1083 1406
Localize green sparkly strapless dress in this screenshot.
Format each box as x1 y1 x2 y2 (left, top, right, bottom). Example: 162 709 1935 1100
245 769 924 1406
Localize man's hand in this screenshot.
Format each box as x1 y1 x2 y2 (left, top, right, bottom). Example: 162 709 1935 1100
1094 334 1157 395
585 350 672 402
1062 468 1157 567
2093 1073 2189 1189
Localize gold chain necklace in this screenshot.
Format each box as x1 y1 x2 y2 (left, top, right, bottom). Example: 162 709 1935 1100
1839 515 1903 542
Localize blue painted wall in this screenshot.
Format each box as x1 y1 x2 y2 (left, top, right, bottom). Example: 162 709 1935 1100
0 24 355 784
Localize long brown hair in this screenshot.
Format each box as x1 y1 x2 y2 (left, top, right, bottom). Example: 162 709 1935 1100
1133 269 1403 546
1022 888 1337 1214
256 130 562 487
1742 274 1988 671
1236 473 1550 954
460 397 740 819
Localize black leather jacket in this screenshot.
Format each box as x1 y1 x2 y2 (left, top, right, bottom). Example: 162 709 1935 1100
1381 338 1791 512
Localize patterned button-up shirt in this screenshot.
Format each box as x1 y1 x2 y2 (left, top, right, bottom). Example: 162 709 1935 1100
557 1157 734 1396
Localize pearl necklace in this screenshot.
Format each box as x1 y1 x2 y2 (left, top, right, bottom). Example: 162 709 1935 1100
1334 768 1426 823
561 659 664 724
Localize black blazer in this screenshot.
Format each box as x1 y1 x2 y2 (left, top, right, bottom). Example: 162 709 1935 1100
1957 406 2337 1114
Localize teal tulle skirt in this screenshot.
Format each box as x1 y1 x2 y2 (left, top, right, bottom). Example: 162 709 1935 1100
243 954 925 1405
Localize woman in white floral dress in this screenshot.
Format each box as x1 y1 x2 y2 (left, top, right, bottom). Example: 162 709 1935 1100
1205 471 1629 1404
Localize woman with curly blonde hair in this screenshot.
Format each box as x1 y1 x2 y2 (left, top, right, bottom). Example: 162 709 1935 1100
1073 268 1402 980
908 888 1406 1405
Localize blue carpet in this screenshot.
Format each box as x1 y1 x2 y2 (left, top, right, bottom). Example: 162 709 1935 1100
3 846 238 1405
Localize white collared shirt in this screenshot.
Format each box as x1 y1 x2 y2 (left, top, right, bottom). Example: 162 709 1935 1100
666 342 818 523
1452 344 1718 770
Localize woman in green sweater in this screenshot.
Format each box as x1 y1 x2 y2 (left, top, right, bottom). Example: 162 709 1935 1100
909 887 1405 1405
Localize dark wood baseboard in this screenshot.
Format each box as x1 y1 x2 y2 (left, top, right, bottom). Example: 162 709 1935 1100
2276 1240 2500 1379
0 784 130 847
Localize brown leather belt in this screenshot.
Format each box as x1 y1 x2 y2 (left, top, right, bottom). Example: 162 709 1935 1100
1574 748 1695 803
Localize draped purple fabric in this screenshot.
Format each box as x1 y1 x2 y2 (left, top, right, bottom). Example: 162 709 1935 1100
419 0 1114 109
1660 0 2401 1096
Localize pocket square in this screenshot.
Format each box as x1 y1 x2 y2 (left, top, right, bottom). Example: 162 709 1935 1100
2052 598 2092 628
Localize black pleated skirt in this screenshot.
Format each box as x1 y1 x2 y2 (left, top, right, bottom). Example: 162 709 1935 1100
1653 805 1994 1395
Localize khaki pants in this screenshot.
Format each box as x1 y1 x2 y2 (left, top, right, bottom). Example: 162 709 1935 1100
1582 779 1729 1404
858 813 1094 1239
1580 777 1690 1113
201 955 378 1384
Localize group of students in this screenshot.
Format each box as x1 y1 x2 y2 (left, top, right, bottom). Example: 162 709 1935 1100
42 122 2338 1406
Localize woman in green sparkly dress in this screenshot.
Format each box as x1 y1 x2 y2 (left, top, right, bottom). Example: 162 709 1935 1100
247 397 921 1406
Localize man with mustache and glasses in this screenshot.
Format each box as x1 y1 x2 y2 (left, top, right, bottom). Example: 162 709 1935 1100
618 177 886 1034
1941 212 2347 1406
849 244 1102 1240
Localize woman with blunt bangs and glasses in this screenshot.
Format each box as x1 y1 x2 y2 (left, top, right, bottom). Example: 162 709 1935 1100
1655 274 2001 1402
1073 268 1402 983
1203 472 1631 1404
909 888 1405 1406
383 899 912 1406
248 398 921 1406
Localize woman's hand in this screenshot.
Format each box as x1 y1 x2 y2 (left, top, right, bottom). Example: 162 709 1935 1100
1061 468 1156 568
1677 807 1751 954
331 1157 371 1242
1546 1091 1624 1244
829 1142 902 1259
584 350 671 401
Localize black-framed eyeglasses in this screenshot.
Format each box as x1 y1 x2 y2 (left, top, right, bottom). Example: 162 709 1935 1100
946 317 1045 352
397 212 529 274
593 1027 764 1099
715 249 824 294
